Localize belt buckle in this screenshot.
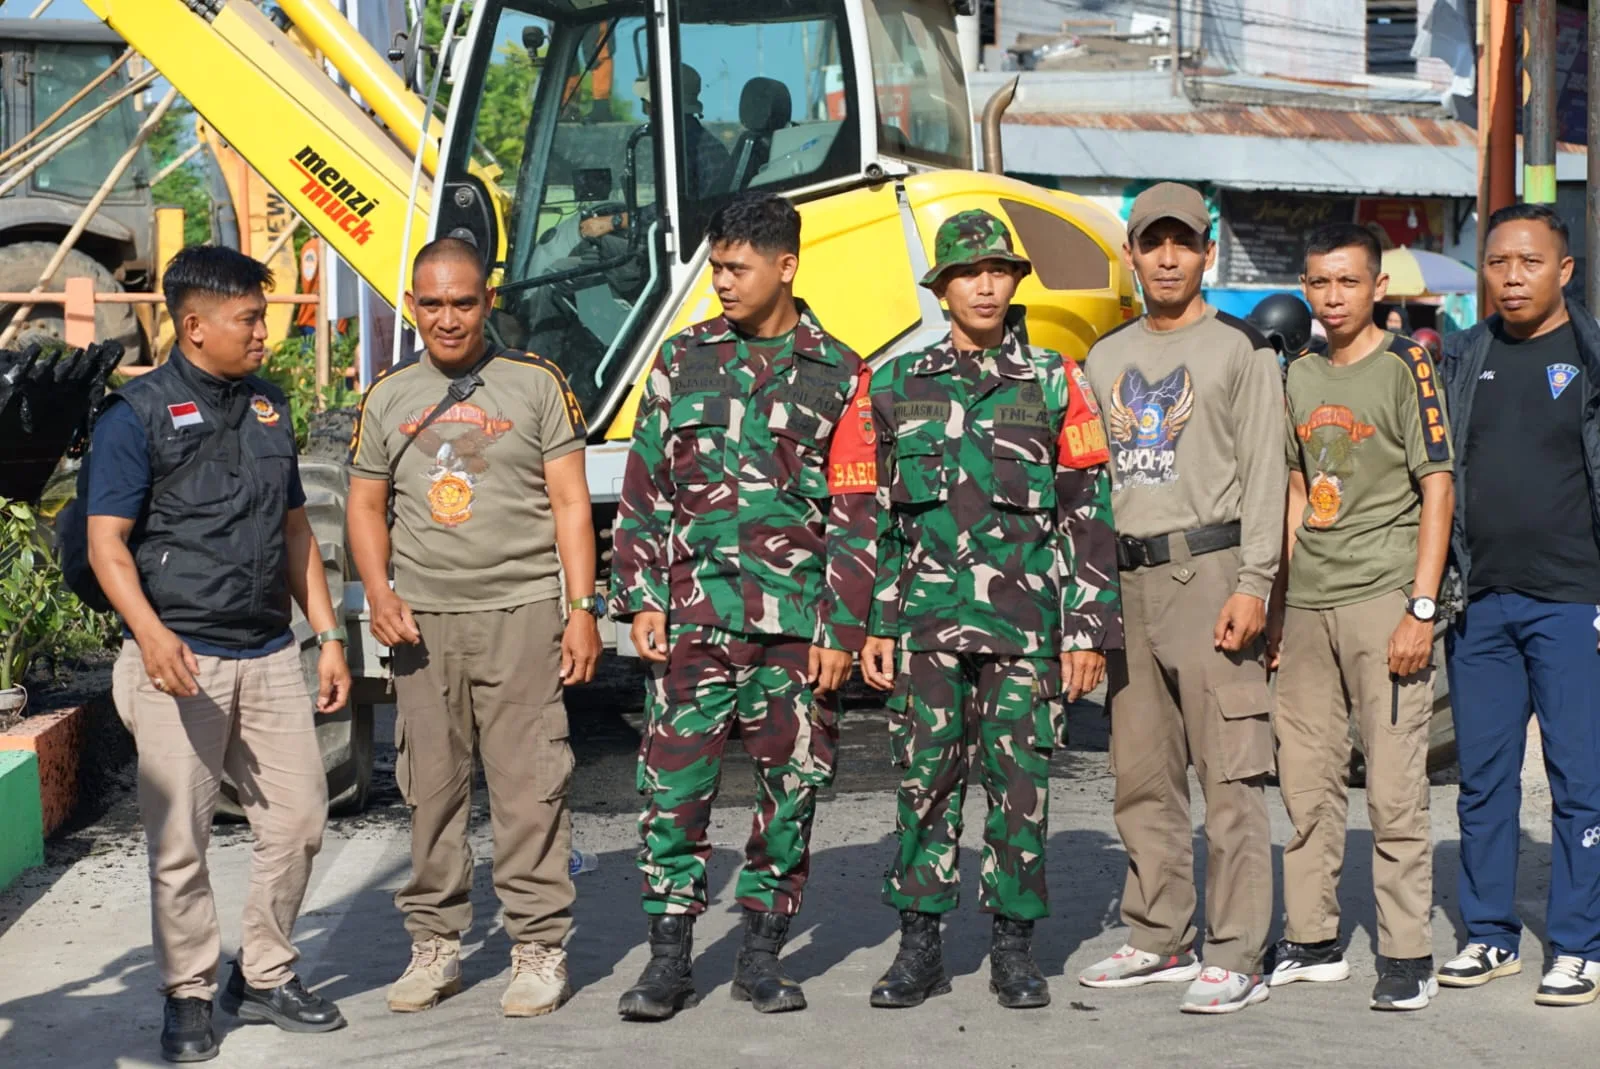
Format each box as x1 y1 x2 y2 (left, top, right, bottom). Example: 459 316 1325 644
1118 534 1148 569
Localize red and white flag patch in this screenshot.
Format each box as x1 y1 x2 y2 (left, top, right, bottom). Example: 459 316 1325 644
168 401 203 429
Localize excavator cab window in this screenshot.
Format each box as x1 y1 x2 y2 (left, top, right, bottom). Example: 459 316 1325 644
863 0 970 168
31 43 146 200
448 0 860 428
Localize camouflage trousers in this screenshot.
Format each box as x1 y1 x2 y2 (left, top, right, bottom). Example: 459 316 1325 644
883 651 1062 920
635 626 840 916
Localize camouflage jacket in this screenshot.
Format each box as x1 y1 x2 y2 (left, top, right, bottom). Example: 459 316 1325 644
610 302 877 649
869 331 1122 656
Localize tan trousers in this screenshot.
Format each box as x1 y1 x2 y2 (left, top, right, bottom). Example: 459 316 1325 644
1274 590 1433 958
112 641 327 999
391 600 575 947
1108 546 1274 975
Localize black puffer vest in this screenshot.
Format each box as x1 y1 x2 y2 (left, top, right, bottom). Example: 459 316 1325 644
111 350 296 649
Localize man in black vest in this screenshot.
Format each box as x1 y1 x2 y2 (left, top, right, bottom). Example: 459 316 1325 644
87 246 351 1063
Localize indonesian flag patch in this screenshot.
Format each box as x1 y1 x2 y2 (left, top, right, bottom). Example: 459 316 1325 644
168 401 203 429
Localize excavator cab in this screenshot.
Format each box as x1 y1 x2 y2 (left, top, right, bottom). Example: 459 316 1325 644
439 0 972 423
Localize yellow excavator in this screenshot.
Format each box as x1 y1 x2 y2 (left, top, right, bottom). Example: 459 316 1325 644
79 0 1147 809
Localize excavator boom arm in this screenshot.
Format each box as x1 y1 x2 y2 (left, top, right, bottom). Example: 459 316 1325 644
84 0 429 319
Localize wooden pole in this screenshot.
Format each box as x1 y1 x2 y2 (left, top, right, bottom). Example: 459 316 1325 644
1523 0 1557 204
0 87 180 350
0 49 131 170
1477 0 1517 319
152 141 203 186
0 70 159 195
259 213 304 267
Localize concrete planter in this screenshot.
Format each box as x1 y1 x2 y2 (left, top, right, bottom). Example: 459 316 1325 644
0 750 43 891
0 704 85 837
0 685 25 718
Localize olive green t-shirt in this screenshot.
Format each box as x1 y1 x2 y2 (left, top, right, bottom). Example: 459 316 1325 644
348 349 586 613
1283 332 1453 609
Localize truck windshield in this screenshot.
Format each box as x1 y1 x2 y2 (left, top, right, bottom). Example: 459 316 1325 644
451 0 858 426
864 0 971 169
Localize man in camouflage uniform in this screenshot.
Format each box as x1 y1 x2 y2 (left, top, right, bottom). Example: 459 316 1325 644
609 194 877 1020
861 210 1121 1010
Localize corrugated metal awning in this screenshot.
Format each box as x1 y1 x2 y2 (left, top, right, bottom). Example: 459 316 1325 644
994 115 1585 198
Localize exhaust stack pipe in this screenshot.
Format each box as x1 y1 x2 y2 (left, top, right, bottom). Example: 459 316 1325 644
980 76 1019 174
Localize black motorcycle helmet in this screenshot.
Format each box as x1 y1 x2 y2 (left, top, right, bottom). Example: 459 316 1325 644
1247 293 1314 357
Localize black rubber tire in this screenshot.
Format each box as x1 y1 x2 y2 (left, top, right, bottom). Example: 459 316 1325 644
215 454 372 820
0 241 142 362
304 406 358 462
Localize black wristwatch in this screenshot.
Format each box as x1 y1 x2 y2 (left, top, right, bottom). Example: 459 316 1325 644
1406 596 1438 622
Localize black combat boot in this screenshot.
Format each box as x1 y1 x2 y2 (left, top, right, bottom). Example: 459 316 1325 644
731 910 807 1013
870 911 951 1008
989 916 1050 1009
618 914 699 1021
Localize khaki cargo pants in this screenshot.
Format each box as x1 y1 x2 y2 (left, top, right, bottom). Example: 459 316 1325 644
1108 545 1274 976
391 600 575 948
112 641 327 1000
1274 589 1433 959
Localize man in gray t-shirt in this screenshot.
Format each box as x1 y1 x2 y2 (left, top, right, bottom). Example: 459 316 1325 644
347 238 601 1019
1077 183 1286 1015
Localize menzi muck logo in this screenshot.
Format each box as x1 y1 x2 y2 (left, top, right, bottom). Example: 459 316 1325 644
290 146 378 245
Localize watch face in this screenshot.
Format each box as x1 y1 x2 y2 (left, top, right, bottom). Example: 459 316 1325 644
1411 597 1437 619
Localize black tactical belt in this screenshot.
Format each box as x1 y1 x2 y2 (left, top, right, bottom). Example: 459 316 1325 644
1116 521 1242 572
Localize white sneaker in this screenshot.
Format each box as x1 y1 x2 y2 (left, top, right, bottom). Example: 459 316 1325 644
1436 942 1521 988
1179 966 1270 1014
1534 955 1600 1006
1078 944 1203 989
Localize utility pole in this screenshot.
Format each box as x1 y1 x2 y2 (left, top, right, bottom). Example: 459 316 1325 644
1524 0 1557 205
1590 0 1600 310
1478 0 1518 316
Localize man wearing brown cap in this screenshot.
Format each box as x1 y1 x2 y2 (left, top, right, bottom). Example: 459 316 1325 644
1076 182 1286 1014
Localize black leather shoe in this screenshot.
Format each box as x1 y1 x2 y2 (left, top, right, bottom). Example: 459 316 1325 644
160 996 217 1063
989 916 1050 1009
870 911 951 1008
221 961 346 1033
731 910 807 1013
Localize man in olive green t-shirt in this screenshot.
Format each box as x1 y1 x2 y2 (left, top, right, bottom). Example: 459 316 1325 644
1266 223 1455 1013
346 238 602 1020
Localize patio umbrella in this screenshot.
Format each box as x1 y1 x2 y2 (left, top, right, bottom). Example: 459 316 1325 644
1383 246 1477 298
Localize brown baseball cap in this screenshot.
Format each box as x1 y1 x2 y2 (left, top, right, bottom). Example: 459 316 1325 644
1127 182 1210 240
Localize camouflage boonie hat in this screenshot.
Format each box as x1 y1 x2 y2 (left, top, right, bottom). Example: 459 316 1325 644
919 208 1033 288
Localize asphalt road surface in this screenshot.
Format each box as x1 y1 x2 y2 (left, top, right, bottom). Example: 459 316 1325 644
0 657 1583 1068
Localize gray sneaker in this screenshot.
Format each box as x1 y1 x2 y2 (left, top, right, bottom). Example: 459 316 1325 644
1078 944 1203 989
1179 967 1270 1014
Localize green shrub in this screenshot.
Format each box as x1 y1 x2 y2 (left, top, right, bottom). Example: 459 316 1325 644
260 330 362 448
0 499 112 692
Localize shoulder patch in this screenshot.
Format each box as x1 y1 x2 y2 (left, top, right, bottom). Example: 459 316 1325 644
1214 310 1274 353
1390 342 1450 463
349 358 421 464
504 350 586 436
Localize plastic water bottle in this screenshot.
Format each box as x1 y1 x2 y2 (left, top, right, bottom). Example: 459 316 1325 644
569 848 599 876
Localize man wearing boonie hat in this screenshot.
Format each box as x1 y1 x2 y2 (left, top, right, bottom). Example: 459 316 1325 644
861 208 1120 1011
1076 182 1287 1014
